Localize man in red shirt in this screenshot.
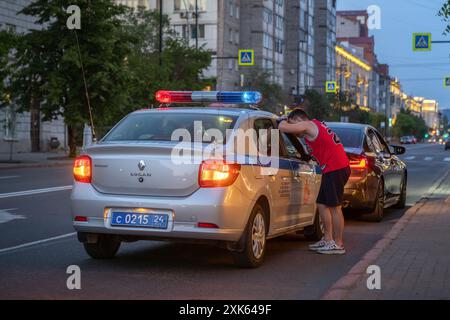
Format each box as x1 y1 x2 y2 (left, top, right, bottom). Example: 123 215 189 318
279 108 350 255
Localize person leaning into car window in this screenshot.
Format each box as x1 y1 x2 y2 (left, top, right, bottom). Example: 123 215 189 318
278 104 350 255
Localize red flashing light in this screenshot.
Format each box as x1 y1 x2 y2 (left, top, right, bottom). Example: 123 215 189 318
155 90 193 104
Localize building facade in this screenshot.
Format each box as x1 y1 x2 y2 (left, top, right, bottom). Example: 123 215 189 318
335 43 372 111
313 0 336 93
0 0 67 153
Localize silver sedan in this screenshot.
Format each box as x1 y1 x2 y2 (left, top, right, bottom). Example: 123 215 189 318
71 107 323 267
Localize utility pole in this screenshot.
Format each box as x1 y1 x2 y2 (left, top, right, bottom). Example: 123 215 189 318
159 0 163 66
195 0 199 49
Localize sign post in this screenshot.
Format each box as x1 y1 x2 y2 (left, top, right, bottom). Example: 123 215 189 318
325 81 337 93
412 33 432 51
444 76 450 88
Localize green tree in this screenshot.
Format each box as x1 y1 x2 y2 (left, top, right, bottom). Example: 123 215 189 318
10 0 136 157
245 70 288 113
304 89 334 120
439 0 450 34
0 31 18 108
393 109 428 138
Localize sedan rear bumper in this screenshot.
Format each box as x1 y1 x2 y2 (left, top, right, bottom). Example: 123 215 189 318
71 182 252 242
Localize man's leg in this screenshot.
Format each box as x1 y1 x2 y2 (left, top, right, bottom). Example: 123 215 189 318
330 206 345 247
317 203 333 242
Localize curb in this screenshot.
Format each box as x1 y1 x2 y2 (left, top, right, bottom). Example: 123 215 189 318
0 161 73 170
321 168 450 300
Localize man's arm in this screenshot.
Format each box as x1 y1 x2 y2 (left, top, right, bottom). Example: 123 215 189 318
278 120 313 136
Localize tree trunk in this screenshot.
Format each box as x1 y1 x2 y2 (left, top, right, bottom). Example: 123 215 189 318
67 124 77 158
30 96 41 152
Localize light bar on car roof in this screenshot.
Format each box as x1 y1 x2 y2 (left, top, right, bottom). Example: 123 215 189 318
155 90 262 105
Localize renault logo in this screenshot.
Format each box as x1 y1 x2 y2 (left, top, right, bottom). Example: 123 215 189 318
138 160 146 171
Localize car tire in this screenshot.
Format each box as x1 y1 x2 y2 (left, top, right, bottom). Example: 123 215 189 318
83 234 121 259
303 210 324 241
361 181 384 222
232 203 267 268
394 175 407 209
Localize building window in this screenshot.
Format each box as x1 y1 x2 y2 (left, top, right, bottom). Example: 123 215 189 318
191 24 205 39
263 34 273 50
236 6 240 19
275 15 284 30
263 8 273 24
274 39 283 54
230 2 234 16
229 29 234 42
275 0 284 7
174 0 206 11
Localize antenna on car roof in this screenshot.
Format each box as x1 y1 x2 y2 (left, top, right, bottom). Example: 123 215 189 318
74 30 97 142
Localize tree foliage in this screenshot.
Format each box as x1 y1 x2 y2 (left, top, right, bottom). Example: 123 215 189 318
0 31 18 108
439 0 450 34
6 0 212 156
393 109 428 138
246 70 288 113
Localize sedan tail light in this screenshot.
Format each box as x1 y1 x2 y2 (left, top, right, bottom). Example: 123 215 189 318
349 155 369 170
198 160 240 188
73 155 92 183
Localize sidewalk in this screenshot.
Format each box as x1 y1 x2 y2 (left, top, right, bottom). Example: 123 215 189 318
0 152 73 169
324 169 450 300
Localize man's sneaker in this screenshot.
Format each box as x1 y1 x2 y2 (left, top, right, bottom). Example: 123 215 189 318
316 241 346 255
308 238 328 251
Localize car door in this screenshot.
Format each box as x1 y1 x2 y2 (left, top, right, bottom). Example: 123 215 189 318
252 118 294 230
280 133 318 225
374 129 403 195
366 129 395 197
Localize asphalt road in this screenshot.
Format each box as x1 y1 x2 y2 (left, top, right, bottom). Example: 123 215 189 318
0 143 448 299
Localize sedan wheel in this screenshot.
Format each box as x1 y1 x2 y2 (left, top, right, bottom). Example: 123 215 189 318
361 182 385 222
232 203 267 268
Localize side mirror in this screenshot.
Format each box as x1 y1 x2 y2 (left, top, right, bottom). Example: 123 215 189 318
391 145 406 155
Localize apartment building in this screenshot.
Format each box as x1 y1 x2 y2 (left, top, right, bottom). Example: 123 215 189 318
313 0 336 94
335 43 372 110
0 0 67 153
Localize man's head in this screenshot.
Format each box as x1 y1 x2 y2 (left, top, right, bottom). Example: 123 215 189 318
288 108 310 123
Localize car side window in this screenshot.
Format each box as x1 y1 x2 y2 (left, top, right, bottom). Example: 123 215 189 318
253 118 273 155
374 130 391 155
367 129 383 153
281 133 302 160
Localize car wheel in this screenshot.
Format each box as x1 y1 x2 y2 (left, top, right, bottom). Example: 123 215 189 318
83 234 121 259
232 203 267 268
303 210 324 241
361 181 384 222
394 175 407 209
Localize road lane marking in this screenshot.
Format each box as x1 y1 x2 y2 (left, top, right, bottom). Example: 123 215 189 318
0 208 24 224
445 158 450 162
405 156 416 160
424 157 433 161
0 232 76 255
0 176 20 180
0 185 72 199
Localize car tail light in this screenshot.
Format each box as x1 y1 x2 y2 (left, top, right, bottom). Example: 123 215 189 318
197 222 219 229
198 160 240 188
74 216 88 222
349 156 369 170
73 155 92 183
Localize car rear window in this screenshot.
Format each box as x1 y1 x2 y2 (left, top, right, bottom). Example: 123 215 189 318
103 112 238 144
328 127 363 148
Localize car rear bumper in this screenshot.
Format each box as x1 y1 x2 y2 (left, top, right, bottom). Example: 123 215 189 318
343 173 374 210
71 183 252 242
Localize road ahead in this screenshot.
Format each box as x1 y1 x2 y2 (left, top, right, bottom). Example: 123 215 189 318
0 143 449 299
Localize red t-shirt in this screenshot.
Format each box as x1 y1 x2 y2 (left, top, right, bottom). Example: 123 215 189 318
304 119 349 174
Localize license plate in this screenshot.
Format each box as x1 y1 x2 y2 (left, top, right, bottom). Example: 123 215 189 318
111 212 169 229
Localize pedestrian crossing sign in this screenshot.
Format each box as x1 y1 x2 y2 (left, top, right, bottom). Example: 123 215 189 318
325 81 337 93
445 77 450 88
238 49 254 66
413 33 432 51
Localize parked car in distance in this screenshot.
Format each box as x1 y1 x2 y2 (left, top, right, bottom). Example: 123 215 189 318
327 123 407 222
445 138 450 150
400 136 414 144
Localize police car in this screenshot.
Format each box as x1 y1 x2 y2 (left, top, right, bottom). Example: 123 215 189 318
71 91 323 268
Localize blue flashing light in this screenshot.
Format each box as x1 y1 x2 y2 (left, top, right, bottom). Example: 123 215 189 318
217 91 262 104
